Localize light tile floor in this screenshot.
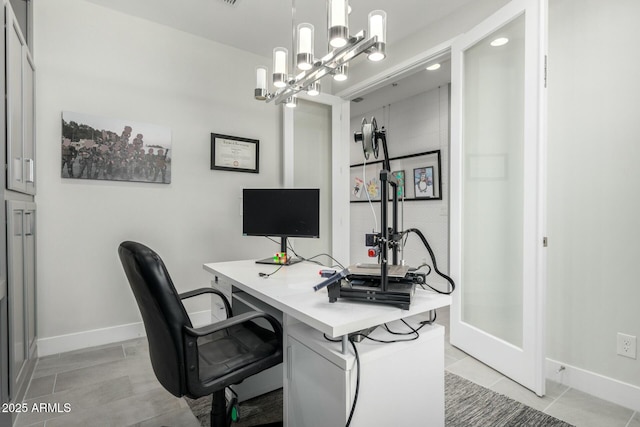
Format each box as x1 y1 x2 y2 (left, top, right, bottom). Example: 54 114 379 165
439 307 639 427
14 309 640 427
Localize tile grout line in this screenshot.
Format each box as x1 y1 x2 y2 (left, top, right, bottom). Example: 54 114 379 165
541 384 571 413
443 353 469 370
487 375 506 389
624 411 636 427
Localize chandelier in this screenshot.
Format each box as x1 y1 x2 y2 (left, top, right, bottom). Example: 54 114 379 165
254 0 387 107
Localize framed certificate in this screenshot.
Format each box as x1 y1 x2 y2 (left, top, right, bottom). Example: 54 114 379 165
210 133 259 173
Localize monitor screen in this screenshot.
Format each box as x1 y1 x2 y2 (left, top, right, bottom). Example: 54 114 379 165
243 188 320 238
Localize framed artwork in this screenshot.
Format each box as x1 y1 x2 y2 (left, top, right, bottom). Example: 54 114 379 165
211 133 259 173
350 150 442 202
350 160 384 202
413 167 435 198
390 170 405 199
61 111 172 184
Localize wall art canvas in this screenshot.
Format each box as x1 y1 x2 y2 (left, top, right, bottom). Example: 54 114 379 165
61 111 172 183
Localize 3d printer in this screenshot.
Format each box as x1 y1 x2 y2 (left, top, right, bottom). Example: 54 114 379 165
313 117 454 309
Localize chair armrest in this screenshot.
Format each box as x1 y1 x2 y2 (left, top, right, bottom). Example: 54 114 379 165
184 311 283 340
183 311 283 396
179 287 232 318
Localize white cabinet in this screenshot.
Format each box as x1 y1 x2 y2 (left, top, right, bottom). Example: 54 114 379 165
0 290 9 427
6 4 35 195
286 321 445 427
6 200 36 400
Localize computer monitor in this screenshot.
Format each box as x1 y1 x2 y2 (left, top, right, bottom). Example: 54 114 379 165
243 188 320 265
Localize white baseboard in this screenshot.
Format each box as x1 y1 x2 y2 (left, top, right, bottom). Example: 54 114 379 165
37 310 212 357
546 358 640 413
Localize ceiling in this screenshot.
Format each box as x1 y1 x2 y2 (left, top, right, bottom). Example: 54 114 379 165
84 0 473 60
84 0 464 104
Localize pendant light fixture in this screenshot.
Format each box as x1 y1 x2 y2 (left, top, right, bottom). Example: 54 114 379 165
254 0 387 107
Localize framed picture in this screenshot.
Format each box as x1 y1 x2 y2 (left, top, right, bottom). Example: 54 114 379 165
390 170 405 199
211 133 259 173
349 160 384 202
61 111 172 184
349 150 442 202
413 167 435 198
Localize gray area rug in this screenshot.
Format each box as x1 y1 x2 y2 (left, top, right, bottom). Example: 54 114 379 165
186 372 574 426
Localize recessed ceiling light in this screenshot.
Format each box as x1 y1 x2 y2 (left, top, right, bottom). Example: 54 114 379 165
426 63 441 71
490 37 509 47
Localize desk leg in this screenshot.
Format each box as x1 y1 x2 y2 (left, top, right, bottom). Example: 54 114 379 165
342 335 348 354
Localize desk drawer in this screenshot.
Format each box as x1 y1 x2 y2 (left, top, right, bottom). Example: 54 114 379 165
232 291 283 324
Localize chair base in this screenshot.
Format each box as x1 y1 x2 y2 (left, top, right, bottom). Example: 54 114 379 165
211 389 237 427
210 388 283 427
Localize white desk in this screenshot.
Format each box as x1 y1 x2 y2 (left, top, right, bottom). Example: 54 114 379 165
203 260 451 427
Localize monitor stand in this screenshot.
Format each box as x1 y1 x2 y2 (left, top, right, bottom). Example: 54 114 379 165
255 257 302 266
255 236 302 266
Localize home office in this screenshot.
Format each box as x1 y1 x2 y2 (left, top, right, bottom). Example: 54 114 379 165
1 0 640 426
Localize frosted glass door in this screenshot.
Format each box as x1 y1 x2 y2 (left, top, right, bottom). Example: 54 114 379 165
450 0 547 395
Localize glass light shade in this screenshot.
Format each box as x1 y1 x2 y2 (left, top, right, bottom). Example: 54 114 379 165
273 47 288 88
285 96 298 108
255 66 267 89
333 64 348 81
297 23 315 71
367 10 386 61
426 63 441 71
368 10 386 43
328 0 349 48
307 81 321 96
368 50 385 62
255 66 268 100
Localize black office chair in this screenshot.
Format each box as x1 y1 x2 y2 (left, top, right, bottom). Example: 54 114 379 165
118 241 283 427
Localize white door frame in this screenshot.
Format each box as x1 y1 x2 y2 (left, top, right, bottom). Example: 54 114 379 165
449 0 547 396
283 92 351 265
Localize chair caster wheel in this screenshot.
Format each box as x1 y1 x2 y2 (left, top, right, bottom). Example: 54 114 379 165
231 404 240 422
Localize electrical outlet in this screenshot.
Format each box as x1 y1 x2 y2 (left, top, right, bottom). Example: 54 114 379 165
617 333 637 359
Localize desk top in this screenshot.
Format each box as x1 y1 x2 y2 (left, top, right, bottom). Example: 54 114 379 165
203 260 451 338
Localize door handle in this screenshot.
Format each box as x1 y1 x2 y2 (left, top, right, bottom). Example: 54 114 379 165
24 212 33 236
25 158 34 183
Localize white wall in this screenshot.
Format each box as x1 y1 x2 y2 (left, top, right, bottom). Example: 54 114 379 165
547 0 640 392
34 0 282 354
332 0 510 96
349 85 450 284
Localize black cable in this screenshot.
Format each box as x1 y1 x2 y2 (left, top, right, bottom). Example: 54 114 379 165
383 319 425 337
346 339 360 427
411 263 432 276
359 331 419 343
403 228 456 294
257 264 284 278
302 253 346 270
265 237 346 270
320 334 360 427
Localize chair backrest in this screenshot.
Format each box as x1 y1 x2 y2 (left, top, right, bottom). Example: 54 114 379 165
118 241 191 397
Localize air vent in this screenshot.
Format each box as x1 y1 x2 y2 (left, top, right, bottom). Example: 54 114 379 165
219 0 239 5
352 97 364 103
